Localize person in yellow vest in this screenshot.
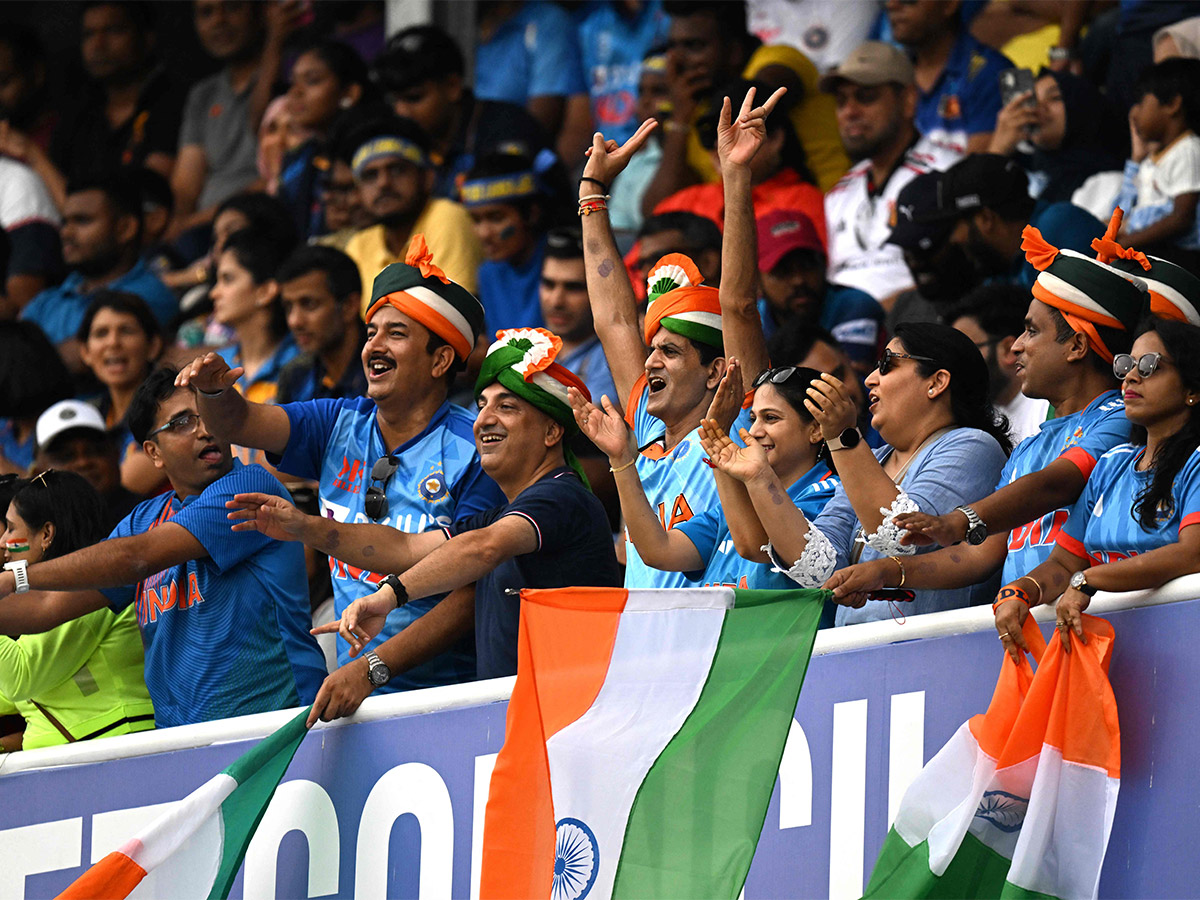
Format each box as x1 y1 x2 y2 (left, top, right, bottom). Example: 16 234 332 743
0 471 154 751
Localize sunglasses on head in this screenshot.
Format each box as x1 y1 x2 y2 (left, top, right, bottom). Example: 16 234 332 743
364 454 399 521
877 347 938 376
752 366 801 389
1113 352 1165 379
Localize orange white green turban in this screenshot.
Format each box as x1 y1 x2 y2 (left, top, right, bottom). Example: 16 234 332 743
475 327 593 484
1091 208 1200 325
364 234 485 360
1021 225 1148 363
642 254 723 349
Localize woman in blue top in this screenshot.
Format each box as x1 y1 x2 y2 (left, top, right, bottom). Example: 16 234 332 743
703 323 1013 625
571 360 839 591
995 319 1200 661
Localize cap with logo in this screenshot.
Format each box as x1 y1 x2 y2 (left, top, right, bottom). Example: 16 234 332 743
925 153 1030 221
36 400 108 452
818 41 915 93
887 171 953 252
756 209 825 273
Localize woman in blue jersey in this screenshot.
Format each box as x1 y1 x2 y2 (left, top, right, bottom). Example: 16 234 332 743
570 359 839 590
0 471 154 750
995 319 1200 660
702 322 1012 625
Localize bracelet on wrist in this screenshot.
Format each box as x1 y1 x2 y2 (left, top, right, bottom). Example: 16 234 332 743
609 457 637 474
992 585 1031 612
579 175 608 193
1015 574 1043 605
888 555 906 588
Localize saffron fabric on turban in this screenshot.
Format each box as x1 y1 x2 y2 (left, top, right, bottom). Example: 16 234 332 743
364 234 485 360
1092 208 1200 325
642 254 724 349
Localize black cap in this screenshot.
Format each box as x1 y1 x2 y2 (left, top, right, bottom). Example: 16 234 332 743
925 153 1031 222
887 171 953 252
374 25 464 91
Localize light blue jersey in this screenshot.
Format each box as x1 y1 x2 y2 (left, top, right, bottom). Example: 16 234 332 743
1059 443 1200 563
676 461 839 589
99 461 327 728
622 375 751 589
271 398 505 690
999 390 1129 583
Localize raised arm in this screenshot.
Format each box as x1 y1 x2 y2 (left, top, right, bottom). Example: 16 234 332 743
177 352 292 455
227 492 446 573
568 387 704 573
717 87 787 379
579 120 659 404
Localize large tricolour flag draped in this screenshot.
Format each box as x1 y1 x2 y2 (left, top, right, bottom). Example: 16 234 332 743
479 586 825 900
865 614 1121 899
57 707 310 900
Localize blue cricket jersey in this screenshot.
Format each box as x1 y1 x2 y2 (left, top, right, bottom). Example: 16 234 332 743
622 375 751 589
270 397 505 689
675 461 840 589
999 390 1129 582
99 461 326 728
1058 444 1200 564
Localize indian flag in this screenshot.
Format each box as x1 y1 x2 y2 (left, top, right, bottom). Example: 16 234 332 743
480 586 825 900
57 708 310 900
865 615 1120 899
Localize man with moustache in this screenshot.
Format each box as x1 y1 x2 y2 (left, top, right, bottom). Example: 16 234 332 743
275 245 368 404
178 236 505 692
341 116 482 305
0 366 327 728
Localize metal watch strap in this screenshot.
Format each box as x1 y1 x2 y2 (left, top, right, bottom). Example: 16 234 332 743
956 504 985 536
4 560 29 593
364 650 390 685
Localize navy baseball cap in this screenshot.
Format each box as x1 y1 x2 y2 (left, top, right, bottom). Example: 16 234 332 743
887 171 953 252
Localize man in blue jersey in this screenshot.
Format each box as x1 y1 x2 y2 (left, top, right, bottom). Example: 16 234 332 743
226 328 621 723
824 226 1180 606
179 235 505 693
578 87 784 588
0 367 327 728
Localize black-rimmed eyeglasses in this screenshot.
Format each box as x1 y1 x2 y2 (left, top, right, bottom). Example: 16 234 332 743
877 348 938 376
364 455 399 520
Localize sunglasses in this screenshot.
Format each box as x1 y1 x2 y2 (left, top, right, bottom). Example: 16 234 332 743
752 366 800 389
148 412 202 438
1113 352 1165 379
877 348 938 376
364 454 399 521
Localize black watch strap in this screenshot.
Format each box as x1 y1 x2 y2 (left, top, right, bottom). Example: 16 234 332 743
382 574 408 608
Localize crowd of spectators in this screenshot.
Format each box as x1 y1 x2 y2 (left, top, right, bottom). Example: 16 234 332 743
3 0 1200 748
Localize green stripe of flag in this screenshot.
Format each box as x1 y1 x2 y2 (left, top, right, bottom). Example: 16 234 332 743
208 707 311 900
612 588 826 899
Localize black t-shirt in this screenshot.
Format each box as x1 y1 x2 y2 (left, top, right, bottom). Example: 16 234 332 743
448 467 621 679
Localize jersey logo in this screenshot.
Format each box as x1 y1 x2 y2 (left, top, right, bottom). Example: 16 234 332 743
138 572 204 626
938 94 961 120
419 468 450 503
332 456 365 493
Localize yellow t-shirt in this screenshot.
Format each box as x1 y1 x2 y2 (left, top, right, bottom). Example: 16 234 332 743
345 198 483 316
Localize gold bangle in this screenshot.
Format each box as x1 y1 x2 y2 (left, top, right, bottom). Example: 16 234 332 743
1016 575 1043 605
609 457 637 474
889 555 906 588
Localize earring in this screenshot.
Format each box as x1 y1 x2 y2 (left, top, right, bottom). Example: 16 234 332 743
1190 398 1197 406
928 388 934 397
340 97 353 109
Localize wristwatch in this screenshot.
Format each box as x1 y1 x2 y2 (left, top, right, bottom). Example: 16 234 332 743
826 427 861 452
381 574 408 609
1069 570 1098 596
364 650 391 687
3 560 29 593
955 505 988 546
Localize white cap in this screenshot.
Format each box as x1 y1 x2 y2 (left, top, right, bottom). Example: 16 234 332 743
36 400 108 450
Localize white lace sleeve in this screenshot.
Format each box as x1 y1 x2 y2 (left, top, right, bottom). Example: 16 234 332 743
859 490 920 556
763 524 838 588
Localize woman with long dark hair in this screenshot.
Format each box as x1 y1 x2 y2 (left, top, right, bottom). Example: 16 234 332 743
572 359 840 590
0 471 154 750
703 322 1012 624
996 319 1200 659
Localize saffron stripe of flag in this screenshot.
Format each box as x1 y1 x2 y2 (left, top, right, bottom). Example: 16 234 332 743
864 614 1120 899
479 586 826 899
57 707 310 900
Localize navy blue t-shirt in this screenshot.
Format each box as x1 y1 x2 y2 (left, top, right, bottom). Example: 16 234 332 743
447 468 622 679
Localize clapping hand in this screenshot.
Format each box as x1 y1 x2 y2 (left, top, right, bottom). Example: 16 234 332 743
704 358 745 433
698 420 770 484
804 373 858 440
569 387 634 465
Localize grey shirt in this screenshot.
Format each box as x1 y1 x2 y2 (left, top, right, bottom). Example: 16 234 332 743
813 427 1009 626
179 69 259 211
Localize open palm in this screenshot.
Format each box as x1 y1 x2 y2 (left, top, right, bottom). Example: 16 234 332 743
699 421 770 483
569 388 633 462
717 85 788 169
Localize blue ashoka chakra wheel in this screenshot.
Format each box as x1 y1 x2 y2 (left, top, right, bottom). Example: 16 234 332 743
552 817 599 900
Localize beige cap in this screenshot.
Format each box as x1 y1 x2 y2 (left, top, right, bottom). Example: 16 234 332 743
818 41 914 92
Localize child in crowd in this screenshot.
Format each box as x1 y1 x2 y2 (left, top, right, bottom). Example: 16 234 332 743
1116 58 1200 253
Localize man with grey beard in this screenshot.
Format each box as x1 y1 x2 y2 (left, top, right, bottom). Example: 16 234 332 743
820 41 960 307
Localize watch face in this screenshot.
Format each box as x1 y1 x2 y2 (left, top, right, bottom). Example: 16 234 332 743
838 428 860 449
966 525 987 546
1070 571 1085 589
369 665 390 686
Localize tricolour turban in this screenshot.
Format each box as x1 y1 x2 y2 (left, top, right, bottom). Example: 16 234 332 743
1021 224 1148 362
642 254 723 348
475 327 593 486
1091 208 1200 325
364 234 485 361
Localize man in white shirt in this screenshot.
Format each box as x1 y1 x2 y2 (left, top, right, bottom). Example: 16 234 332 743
820 41 960 306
